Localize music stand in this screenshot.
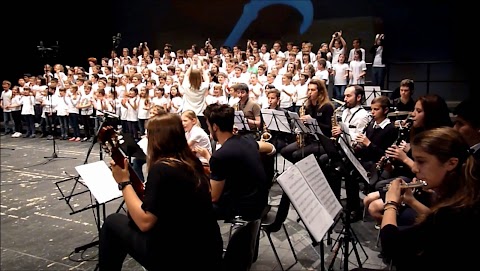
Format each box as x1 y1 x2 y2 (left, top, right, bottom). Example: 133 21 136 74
234 110 250 132
364 86 382 107
261 109 291 134
325 135 369 270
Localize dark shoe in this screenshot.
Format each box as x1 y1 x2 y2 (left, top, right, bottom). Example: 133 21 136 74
29 134 36 138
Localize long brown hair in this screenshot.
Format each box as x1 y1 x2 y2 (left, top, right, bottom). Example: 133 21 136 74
412 127 480 222
188 69 202 90
146 114 208 188
307 79 333 109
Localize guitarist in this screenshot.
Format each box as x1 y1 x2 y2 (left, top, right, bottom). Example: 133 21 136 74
99 114 223 271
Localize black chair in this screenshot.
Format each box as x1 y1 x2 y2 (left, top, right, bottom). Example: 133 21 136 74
222 218 262 271
261 192 298 271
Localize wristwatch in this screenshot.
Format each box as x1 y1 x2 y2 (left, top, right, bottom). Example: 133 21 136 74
118 181 132 191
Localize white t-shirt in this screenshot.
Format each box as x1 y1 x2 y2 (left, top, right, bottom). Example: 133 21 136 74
186 125 212 155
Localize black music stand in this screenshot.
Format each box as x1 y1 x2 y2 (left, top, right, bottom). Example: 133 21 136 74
325 135 369 271
54 120 116 255
234 110 250 133
261 109 292 180
288 112 309 157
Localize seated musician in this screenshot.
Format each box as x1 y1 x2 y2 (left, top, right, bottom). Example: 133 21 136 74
202 103 269 221
281 79 334 163
263 88 295 152
381 127 480 270
353 127 480 271
99 113 223 271
132 105 167 182
354 96 397 176
364 94 452 226
234 83 261 138
391 79 415 113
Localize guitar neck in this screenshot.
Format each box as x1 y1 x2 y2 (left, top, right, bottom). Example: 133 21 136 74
111 149 145 200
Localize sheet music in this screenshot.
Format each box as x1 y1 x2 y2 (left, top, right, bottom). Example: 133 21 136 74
277 165 333 243
137 137 148 155
338 138 370 183
234 111 250 131
75 161 122 204
261 109 291 133
295 155 343 218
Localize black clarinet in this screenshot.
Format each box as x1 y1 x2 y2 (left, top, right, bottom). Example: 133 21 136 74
376 117 413 171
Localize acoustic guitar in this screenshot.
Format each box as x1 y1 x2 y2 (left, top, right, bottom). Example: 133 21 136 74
97 125 145 200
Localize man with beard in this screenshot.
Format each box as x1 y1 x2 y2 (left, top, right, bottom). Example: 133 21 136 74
203 103 268 221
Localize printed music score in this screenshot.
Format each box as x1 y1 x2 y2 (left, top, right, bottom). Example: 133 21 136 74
277 154 342 243
75 161 122 204
338 137 370 183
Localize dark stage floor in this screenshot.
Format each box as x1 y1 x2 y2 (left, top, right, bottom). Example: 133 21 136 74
1 134 388 270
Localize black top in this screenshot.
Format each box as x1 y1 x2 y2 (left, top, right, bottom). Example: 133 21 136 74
392 97 415 112
305 102 334 138
381 203 480 270
210 135 268 220
141 162 223 269
357 121 397 162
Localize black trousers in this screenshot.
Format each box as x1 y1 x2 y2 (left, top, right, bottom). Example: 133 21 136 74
98 213 152 271
280 141 325 164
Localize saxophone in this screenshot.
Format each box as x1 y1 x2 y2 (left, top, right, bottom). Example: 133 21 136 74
260 123 272 142
331 104 345 140
232 102 239 111
296 99 307 147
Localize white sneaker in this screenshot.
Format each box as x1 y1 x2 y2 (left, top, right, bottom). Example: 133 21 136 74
11 132 21 138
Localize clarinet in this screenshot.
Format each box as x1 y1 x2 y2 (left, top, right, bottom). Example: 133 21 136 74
376 117 413 171
353 115 373 149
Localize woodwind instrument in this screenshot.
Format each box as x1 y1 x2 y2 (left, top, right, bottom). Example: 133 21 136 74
352 114 373 149
331 104 345 140
260 123 272 142
296 98 308 147
232 102 239 111
376 115 413 171
383 180 427 191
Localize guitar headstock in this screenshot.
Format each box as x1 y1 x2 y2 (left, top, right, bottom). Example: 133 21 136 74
97 126 125 155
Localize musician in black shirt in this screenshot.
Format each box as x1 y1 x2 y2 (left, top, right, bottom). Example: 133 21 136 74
99 114 223 271
204 103 268 221
281 79 334 163
391 79 415 112
355 96 397 169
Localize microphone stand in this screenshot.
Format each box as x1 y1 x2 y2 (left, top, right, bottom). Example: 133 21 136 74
43 65 76 163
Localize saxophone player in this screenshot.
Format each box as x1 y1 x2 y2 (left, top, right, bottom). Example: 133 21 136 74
233 83 261 138
331 85 370 146
264 88 294 152
330 84 370 221
280 79 334 163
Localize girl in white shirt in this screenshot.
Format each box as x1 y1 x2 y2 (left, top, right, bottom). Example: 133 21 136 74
169 85 183 113
122 87 140 140
181 110 212 163
137 87 151 135
8 87 23 137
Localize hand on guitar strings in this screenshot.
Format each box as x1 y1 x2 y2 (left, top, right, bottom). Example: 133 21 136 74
110 158 130 184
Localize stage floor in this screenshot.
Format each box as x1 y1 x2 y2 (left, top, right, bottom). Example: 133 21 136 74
1 134 387 270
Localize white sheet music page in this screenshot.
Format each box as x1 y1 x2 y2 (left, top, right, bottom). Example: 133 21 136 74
295 154 342 218
75 161 122 204
272 109 292 133
277 165 333 243
338 138 370 183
